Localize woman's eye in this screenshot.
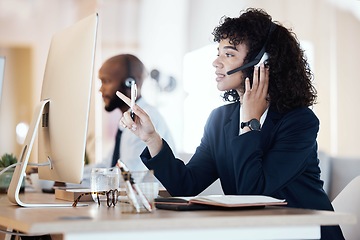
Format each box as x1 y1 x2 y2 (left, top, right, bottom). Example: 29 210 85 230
225 53 234 57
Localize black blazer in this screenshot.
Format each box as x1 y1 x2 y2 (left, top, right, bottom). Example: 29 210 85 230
141 102 344 239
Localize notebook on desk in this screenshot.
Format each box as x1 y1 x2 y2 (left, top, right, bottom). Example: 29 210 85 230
154 195 287 211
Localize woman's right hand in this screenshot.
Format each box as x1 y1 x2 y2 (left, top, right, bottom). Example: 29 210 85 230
116 91 163 157
240 64 269 133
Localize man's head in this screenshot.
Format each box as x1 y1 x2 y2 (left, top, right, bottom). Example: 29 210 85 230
99 54 145 112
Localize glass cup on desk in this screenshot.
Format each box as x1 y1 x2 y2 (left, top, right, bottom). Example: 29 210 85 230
90 167 120 204
120 170 159 213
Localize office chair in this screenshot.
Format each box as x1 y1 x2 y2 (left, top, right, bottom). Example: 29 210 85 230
331 175 360 240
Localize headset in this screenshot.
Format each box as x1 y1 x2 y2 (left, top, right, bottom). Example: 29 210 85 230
124 55 136 88
227 22 276 75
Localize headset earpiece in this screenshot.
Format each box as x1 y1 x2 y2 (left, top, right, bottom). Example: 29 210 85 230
227 22 276 75
125 78 135 88
255 52 269 67
124 55 136 88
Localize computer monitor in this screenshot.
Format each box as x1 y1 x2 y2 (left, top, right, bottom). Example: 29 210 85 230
7 13 98 207
0 56 4 110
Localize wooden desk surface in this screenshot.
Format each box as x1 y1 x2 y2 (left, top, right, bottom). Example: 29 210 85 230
0 192 356 236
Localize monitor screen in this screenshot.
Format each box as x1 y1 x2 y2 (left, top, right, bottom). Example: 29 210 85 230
37 14 98 184
0 56 4 110
8 13 98 207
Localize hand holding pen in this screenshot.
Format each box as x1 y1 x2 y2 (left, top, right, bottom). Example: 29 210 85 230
116 90 163 157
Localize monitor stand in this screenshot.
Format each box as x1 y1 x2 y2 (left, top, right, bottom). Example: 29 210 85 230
7 100 86 207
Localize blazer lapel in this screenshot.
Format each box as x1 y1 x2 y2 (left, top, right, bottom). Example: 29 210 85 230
222 103 240 169
224 102 240 140
260 106 283 150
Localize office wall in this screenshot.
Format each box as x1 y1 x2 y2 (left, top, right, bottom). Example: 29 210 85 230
0 47 32 157
0 0 99 162
0 0 360 164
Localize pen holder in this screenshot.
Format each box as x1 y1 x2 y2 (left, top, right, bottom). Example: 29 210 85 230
120 170 159 213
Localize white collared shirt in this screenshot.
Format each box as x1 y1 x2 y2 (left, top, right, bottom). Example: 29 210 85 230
81 98 175 187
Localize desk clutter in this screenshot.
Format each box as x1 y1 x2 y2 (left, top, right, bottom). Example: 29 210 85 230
53 161 286 213
55 188 98 202
54 161 160 213
55 187 169 203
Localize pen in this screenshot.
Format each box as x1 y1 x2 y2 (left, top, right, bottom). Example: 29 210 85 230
116 162 141 212
124 175 142 212
132 180 153 212
130 82 137 120
116 160 152 212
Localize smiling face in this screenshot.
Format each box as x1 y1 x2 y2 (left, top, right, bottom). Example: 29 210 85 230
212 39 248 95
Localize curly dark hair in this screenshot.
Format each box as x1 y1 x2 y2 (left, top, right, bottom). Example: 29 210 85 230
212 8 317 113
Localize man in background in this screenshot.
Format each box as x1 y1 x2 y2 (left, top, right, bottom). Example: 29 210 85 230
82 54 175 183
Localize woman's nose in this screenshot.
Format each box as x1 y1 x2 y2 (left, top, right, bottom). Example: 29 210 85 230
212 57 221 68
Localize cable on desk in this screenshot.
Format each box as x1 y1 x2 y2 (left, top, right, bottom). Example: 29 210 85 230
0 163 19 176
0 228 50 238
0 160 52 176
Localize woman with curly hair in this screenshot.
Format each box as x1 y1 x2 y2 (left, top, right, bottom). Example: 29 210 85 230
117 8 344 240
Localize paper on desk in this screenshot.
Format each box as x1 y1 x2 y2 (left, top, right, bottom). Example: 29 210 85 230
190 195 286 207
155 195 286 208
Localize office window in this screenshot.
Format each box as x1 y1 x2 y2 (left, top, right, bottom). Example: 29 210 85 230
183 44 224 153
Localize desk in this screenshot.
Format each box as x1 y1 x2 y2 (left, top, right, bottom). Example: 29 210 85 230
0 193 356 240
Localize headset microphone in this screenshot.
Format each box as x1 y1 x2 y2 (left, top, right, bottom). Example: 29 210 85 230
226 22 276 76
227 50 268 75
